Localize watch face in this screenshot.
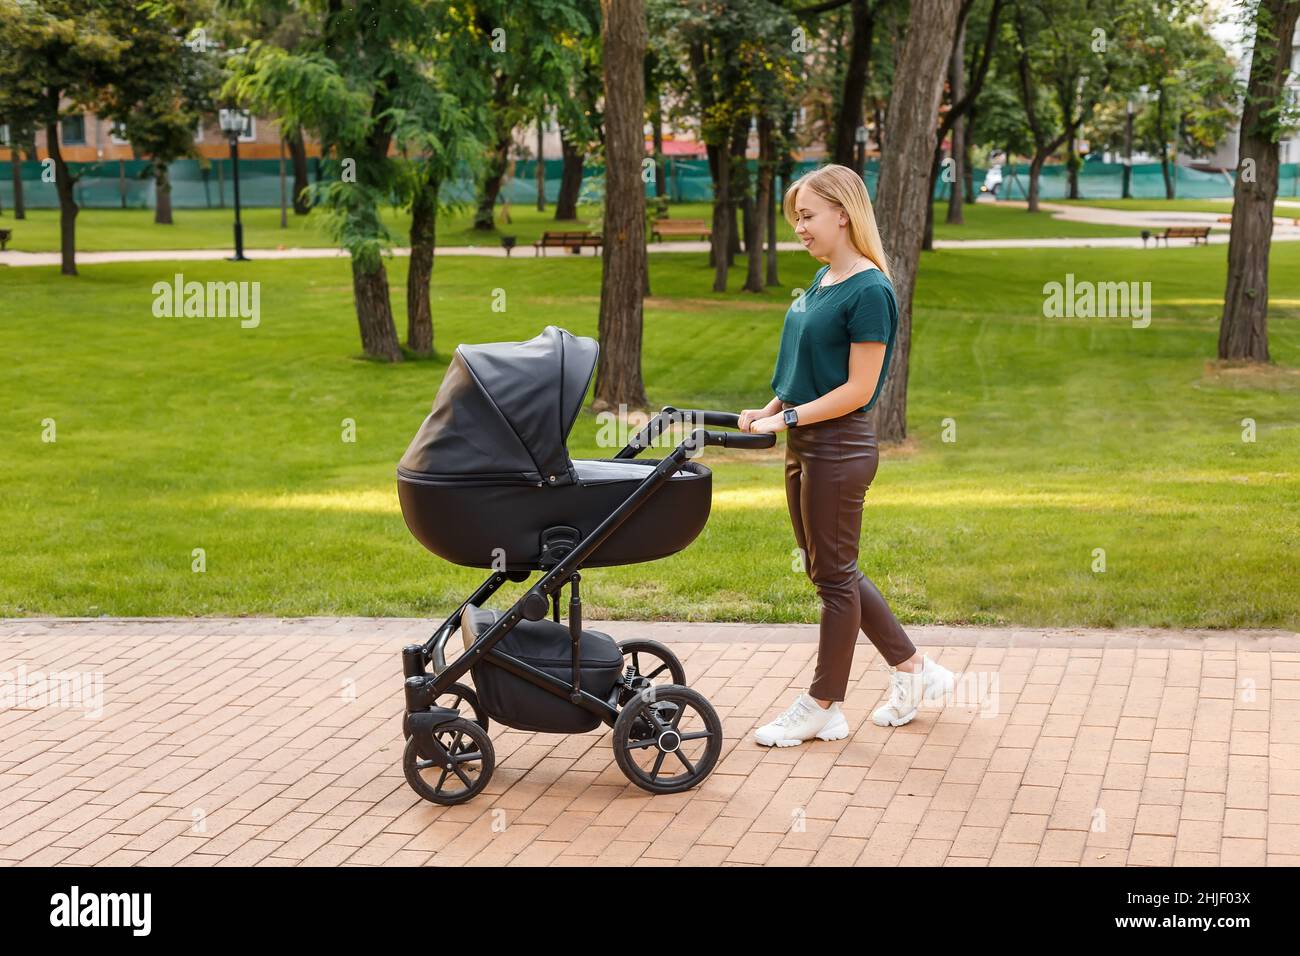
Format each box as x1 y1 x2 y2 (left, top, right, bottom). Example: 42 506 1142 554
784 408 797 426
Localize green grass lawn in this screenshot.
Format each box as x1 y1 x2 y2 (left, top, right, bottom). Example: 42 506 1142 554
0 199 1134 254
2 243 1297 626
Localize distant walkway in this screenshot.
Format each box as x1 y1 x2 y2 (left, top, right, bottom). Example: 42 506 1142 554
5 204 1300 267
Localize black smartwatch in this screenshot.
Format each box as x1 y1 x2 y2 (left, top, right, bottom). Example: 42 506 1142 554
783 407 799 428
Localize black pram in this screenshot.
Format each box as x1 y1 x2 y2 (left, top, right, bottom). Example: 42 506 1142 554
396 325 775 805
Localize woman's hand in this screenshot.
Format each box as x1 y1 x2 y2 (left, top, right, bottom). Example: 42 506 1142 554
748 414 787 435
737 408 768 433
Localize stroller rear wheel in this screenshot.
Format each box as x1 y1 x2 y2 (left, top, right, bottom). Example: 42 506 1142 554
616 639 686 706
403 719 495 806
612 684 722 794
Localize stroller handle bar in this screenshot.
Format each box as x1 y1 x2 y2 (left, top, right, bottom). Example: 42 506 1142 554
613 406 776 458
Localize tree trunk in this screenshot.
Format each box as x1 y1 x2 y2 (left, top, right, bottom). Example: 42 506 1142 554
474 136 510 230
1066 132 1080 199
407 176 438 357
536 116 546 211
555 130 584 220
10 143 25 219
1219 0 1299 362
744 118 764 294
962 115 975 204
756 115 776 288
154 161 173 225
1027 150 1046 212
832 0 876 167
946 18 967 226
711 143 731 292
46 103 78 276
593 0 649 415
652 99 666 198
870 0 963 442
287 128 310 214
351 257 402 362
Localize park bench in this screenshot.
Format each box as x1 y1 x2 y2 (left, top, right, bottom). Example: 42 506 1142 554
533 231 603 256
651 218 712 241
1150 225 1211 246
0 228 11 251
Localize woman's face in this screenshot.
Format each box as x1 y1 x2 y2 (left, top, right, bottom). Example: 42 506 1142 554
792 186 846 259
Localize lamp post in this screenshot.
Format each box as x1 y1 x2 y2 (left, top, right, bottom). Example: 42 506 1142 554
219 108 251 261
855 124 868 184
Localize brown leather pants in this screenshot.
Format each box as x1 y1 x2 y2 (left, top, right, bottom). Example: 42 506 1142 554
781 401 917 701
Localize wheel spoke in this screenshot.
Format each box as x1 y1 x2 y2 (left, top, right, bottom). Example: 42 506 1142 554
672 748 697 776
646 662 669 681
434 767 449 793
451 763 474 789
650 750 666 780
678 730 713 741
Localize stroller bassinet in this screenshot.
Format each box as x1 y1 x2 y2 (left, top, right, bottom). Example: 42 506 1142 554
397 325 712 570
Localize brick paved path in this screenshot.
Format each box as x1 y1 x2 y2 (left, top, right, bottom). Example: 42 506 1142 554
2 619 1297 866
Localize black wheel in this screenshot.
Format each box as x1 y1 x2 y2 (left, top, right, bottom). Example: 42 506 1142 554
612 684 722 795
403 718 495 806
432 681 489 732
616 639 686 707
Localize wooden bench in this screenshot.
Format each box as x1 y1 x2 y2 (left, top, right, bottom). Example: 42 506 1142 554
651 218 712 241
1155 225 1211 246
0 228 10 251
533 231 602 256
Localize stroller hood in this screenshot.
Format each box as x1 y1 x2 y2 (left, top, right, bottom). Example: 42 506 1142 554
398 325 599 487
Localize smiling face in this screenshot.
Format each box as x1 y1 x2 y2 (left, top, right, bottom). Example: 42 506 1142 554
792 186 848 259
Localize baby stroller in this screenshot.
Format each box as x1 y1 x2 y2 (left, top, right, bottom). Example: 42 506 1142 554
395 325 775 805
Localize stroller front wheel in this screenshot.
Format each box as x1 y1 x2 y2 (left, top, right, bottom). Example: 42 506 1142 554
403 719 495 805
612 684 722 795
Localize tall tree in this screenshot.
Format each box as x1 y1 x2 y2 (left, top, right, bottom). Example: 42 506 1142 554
1219 0 1300 362
0 0 131 275
593 0 648 414
871 0 964 442
229 1 415 361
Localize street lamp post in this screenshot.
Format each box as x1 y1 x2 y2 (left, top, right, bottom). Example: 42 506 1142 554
855 124 869 185
219 108 251 261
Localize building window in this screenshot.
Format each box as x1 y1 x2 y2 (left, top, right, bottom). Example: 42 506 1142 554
109 122 130 146
238 116 256 143
60 115 86 145
194 119 204 143
0 124 9 146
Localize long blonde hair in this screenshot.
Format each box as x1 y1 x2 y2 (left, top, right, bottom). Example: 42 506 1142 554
782 164 891 283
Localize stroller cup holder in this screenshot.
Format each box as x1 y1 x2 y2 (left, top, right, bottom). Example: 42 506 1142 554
394 326 775 806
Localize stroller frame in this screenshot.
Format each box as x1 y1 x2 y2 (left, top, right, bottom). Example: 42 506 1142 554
399 406 774 801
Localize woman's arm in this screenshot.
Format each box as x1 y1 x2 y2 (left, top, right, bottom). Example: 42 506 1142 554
757 341 886 430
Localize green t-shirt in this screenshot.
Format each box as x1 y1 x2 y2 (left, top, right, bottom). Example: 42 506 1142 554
770 263 898 413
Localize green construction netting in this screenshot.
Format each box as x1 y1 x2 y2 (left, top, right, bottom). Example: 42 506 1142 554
1 156 1296 209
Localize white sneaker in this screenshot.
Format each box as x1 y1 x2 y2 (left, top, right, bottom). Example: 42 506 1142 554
871 654 954 727
754 692 849 747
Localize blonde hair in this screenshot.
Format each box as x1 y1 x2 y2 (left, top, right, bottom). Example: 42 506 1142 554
782 164 891 283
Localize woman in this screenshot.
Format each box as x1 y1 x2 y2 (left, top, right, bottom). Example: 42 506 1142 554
739 164 955 748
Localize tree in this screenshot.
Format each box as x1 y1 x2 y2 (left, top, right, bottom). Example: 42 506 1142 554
468 0 595 231
0 0 131 275
389 4 491 357
103 11 221 226
1219 0 1300 362
593 0 648 415
871 0 964 442
229 1 415 361
1008 0 1119 211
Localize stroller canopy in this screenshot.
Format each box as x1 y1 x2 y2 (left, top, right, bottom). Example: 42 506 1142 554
398 325 599 487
